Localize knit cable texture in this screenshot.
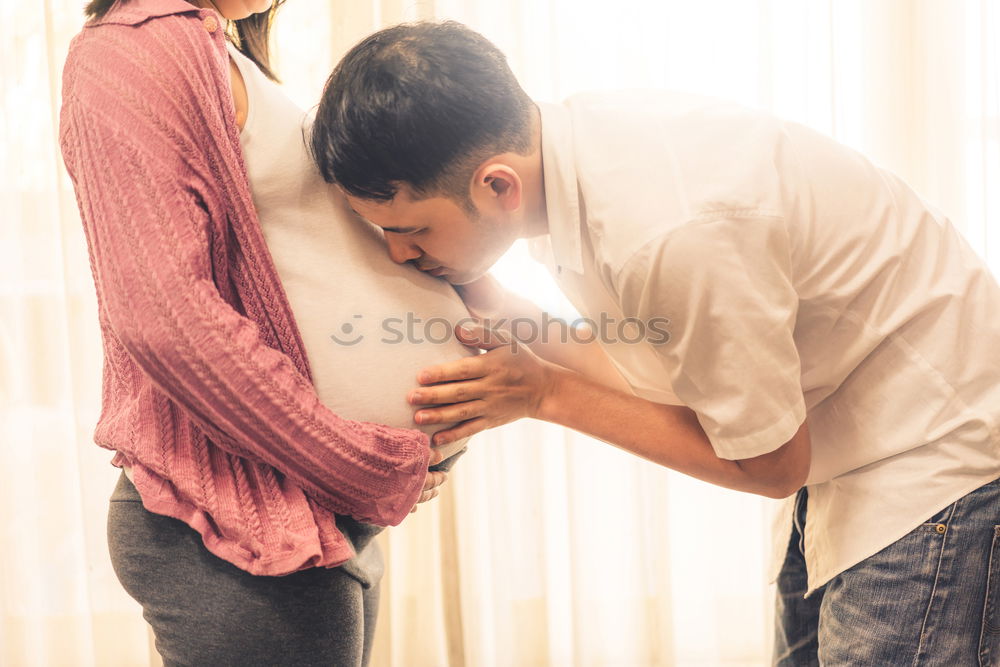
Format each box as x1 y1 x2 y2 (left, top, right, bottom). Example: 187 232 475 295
58 0 431 575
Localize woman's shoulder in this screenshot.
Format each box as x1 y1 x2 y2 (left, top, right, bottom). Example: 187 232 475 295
64 5 223 112
60 7 233 177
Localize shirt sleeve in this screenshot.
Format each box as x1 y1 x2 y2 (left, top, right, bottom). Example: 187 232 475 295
58 26 429 525
616 214 806 460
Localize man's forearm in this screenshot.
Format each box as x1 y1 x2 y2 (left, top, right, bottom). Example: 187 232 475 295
492 293 633 393
419 319 809 496
537 366 802 498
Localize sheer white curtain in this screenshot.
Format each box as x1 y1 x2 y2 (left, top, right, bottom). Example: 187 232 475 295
4 1 997 665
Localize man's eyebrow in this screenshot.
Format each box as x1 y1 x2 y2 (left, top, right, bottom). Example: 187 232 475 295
346 206 419 233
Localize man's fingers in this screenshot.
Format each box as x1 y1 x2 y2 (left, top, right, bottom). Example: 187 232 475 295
417 356 487 385
433 417 489 447
409 381 487 406
416 399 488 426
454 321 511 350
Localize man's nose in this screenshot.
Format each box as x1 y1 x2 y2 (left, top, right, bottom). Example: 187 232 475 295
386 234 422 264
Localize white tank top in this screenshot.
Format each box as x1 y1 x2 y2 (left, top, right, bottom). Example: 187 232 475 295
124 44 473 484
225 39 478 454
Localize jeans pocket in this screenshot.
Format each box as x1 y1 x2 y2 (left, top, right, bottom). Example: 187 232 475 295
980 526 1000 666
817 520 948 665
921 501 956 529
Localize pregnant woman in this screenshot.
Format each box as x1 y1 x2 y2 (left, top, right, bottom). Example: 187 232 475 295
59 0 473 664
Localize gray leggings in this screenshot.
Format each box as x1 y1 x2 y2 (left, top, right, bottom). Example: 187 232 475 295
107 470 382 667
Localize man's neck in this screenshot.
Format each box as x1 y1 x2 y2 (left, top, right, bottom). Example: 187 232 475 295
519 103 550 240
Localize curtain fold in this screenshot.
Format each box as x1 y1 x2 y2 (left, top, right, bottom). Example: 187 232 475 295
4 1 997 665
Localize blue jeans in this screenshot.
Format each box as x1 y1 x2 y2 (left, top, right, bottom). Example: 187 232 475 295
775 477 1000 666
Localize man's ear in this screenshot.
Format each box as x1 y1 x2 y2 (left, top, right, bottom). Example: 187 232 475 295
471 162 522 213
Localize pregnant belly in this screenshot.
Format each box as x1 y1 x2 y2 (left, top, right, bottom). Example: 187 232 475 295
287 269 479 458
261 198 480 459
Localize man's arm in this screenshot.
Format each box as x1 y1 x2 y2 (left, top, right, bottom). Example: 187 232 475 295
455 274 633 393
540 364 810 499
409 331 810 500
432 218 810 497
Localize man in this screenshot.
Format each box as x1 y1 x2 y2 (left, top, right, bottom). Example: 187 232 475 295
309 21 1000 664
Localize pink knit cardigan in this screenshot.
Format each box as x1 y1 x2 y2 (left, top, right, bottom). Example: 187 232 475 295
58 0 432 575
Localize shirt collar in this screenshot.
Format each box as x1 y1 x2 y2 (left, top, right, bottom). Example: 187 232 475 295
88 0 202 27
536 101 586 276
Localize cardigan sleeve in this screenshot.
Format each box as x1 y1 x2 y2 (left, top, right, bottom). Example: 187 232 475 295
58 23 429 526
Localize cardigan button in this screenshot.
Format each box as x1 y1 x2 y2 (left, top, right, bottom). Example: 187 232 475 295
203 15 219 33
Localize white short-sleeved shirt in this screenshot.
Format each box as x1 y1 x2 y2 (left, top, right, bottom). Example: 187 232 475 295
530 91 1000 594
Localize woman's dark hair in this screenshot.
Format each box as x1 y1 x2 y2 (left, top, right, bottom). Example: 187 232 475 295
83 0 286 82
309 20 534 209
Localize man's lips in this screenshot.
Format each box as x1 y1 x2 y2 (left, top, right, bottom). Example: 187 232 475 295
419 265 447 276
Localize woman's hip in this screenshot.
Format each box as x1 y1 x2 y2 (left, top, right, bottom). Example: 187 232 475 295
106 470 380 666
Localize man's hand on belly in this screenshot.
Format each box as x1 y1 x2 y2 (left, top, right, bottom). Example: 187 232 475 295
407 321 559 445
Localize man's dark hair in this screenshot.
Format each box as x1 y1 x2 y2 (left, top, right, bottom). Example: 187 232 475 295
309 21 535 210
